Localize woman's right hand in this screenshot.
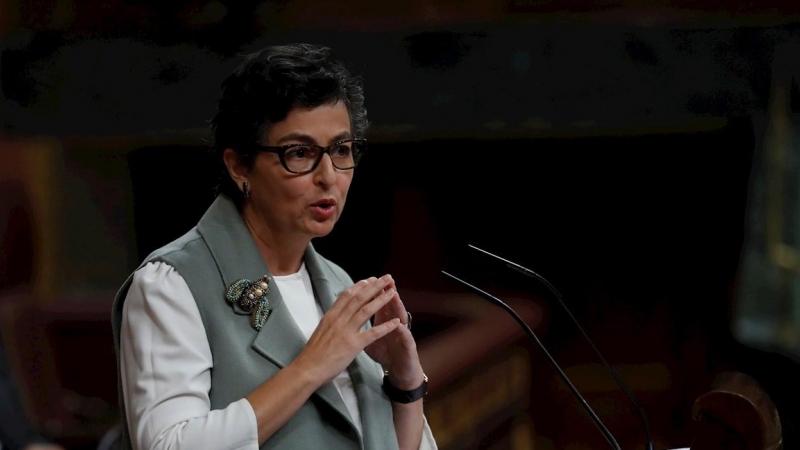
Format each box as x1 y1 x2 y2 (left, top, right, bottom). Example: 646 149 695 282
293 274 401 385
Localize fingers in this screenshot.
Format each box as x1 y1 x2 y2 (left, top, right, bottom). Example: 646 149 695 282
372 286 408 328
321 274 414 348
364 322 422 379
363 318 402 342
351 286 396 328
299 276 408 383
336 275 393 319
388 290 407 324
391 323 419 351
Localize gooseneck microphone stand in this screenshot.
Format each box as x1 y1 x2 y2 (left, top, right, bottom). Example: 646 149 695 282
440 270 623 450
442 244 656 450
465 244 655 450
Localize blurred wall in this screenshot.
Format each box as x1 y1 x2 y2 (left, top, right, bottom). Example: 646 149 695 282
2 1 800 448
2 2 799 297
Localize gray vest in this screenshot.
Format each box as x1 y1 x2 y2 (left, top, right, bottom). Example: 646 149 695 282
111 194 398 450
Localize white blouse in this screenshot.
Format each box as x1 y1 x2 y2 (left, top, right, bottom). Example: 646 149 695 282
120 261 437 450
271 264 363 437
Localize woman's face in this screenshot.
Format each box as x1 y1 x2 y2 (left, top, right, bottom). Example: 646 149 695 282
244 102 355 243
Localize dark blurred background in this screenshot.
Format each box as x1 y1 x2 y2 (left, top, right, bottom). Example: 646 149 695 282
2 1 799 449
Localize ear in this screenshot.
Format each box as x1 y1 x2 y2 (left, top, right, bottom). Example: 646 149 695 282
223 148 249 186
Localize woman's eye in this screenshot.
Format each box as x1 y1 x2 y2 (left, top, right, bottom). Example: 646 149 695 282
331 144 352 157
285 146 315 159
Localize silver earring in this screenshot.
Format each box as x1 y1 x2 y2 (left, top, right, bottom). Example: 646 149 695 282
242 180 250 198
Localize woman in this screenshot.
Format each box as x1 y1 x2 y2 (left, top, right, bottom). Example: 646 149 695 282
111 43 437 450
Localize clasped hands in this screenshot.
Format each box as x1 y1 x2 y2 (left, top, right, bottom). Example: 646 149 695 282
295 274 425 390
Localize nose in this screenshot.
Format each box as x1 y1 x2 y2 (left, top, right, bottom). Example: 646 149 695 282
313 152 337 186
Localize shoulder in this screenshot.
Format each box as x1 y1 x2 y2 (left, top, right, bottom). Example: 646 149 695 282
114 229 205 312
124 262 197 317
141 227 205 265
130 260 185 290
134 228 223 285
116 261 199 344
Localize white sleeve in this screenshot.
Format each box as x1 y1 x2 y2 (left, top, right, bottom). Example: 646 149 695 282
120 261 259 450
418 415 439 450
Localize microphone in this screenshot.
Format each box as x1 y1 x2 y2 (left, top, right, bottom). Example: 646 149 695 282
440 270 623 450
465 244 655 450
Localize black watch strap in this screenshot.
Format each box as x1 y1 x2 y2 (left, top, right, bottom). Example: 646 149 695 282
382 372 428 403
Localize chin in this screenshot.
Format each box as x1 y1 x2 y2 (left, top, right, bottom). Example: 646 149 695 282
307 224 336 238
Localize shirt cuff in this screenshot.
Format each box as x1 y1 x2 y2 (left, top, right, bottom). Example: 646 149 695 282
229 398 260 449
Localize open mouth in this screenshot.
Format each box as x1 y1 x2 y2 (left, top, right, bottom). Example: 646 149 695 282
312 200 335 210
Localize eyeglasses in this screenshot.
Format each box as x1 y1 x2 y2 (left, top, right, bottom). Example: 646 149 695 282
252 138 367 174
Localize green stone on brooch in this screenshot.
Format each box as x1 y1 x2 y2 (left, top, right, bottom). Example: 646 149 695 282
225 275 272 330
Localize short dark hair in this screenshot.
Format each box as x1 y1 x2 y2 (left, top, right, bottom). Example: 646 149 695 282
209 43 369 204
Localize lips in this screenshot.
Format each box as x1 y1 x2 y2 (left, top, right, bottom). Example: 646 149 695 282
311 198 336 209
310 198 337 221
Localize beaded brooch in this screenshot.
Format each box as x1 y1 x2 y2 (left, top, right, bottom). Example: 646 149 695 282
225 275 272 330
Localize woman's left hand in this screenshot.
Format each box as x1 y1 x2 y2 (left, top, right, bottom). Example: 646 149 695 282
364 276 425 389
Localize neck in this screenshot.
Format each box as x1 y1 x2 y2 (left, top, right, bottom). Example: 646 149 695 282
241 204 308 276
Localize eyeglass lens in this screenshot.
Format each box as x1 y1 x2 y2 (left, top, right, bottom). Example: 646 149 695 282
284 140 365 173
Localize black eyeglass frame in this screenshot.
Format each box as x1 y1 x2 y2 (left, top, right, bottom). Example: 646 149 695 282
250 138 368 174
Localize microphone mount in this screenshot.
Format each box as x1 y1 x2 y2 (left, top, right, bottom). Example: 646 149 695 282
442 244 656 450
440 270 623 450
467 244 655 450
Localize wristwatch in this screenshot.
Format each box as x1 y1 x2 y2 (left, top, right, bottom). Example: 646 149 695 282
382 372 429 403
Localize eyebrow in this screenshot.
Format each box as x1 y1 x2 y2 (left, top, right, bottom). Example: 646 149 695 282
275 131 353 145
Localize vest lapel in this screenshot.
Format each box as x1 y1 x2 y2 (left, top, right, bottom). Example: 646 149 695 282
305 247 397 449
350 352 394 449
196 195 357 434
